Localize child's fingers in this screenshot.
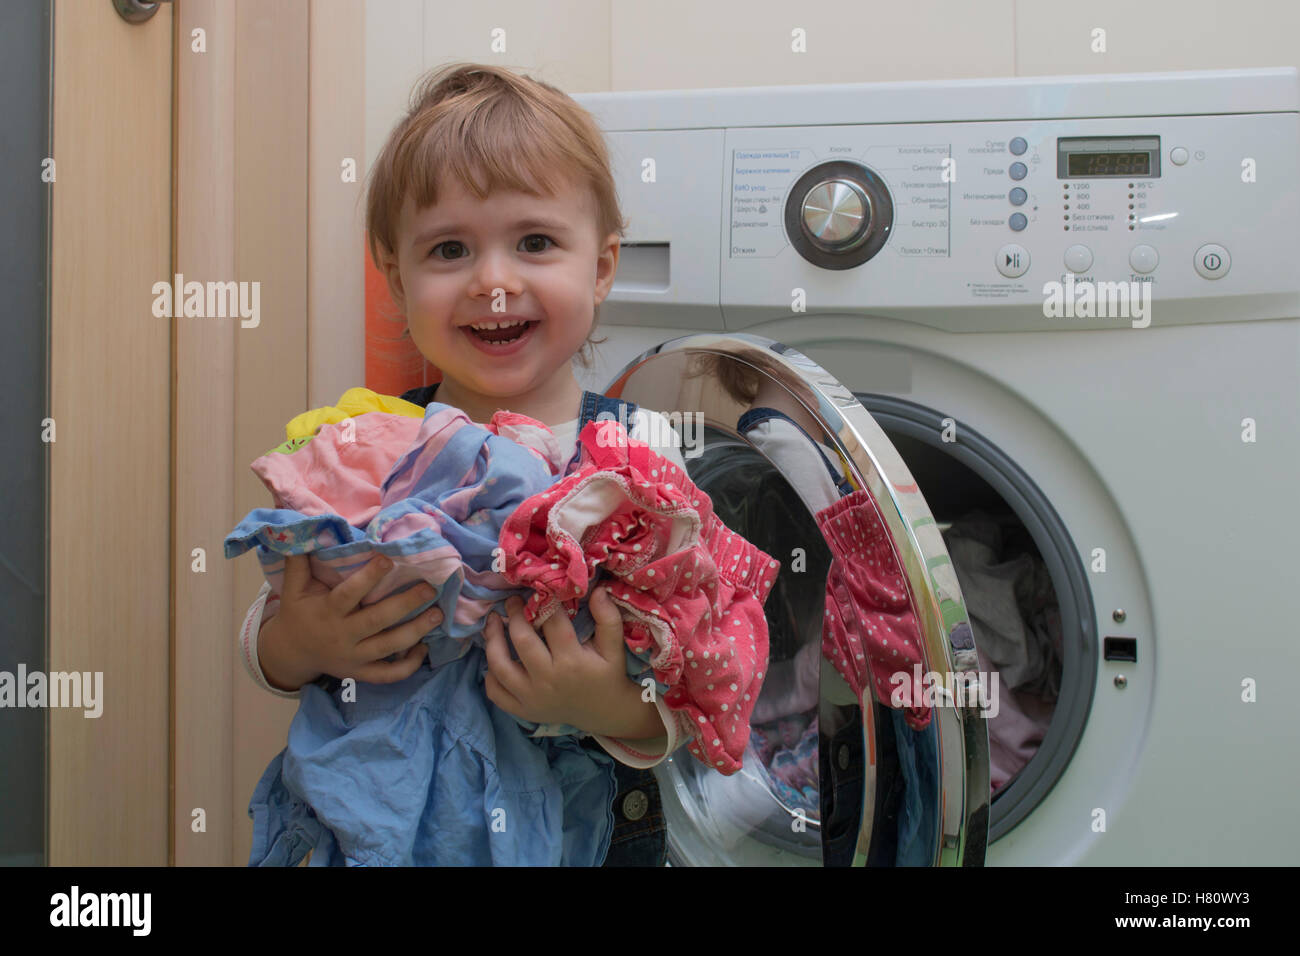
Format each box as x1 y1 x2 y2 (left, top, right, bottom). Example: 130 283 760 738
502 597 553 673
538 603 580 655
329 553 393 615
356 603 442 661
352 642 427 685
483 667 529 719
482 610 529 691
590 587 628 656
281 553 310 598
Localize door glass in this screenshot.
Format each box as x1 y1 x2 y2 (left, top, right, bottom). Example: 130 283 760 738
608 333 990 866
0 0 52 867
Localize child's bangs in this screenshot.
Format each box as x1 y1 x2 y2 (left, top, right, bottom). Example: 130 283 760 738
398 98 592 212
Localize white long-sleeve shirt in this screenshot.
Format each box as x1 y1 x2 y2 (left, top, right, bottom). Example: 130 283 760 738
237 406 697 768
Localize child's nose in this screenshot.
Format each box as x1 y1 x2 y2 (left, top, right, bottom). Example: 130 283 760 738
469 249 523 295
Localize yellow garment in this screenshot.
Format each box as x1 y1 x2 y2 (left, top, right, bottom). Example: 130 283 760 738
284 387 426 441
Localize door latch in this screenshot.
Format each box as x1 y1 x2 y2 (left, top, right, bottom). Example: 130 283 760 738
113 0 173 25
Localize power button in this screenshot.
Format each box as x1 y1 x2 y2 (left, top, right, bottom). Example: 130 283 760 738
1194 243 1231 279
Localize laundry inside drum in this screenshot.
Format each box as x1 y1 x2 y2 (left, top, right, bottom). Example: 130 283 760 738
881 428 1065 800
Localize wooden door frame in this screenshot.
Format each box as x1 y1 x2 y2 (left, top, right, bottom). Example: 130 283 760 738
171 0 363 866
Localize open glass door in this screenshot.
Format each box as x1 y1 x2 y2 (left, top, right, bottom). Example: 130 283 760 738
603 332 990 866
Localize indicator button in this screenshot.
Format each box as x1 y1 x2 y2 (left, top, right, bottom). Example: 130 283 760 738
1129 244 1159 274
996 243 1030 278
1009 162 1028 180
1170 147 1189 166
1194 243 1230 279
1064 244 1093 273
1009 137 1028 155
1009 187 1027 206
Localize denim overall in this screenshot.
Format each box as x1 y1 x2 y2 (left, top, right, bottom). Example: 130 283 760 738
401 385 668 867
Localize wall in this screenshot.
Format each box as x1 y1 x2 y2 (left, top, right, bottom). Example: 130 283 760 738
364 0 1300 172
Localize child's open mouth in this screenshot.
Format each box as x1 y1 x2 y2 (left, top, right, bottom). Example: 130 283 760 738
463 320 539 354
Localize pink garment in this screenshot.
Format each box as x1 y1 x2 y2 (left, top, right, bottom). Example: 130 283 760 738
248 407 567 625
487 410 572 475
978 643 1055 793
499 417 780 775
750 641 820 725
252 413 423 525
815 489 930 731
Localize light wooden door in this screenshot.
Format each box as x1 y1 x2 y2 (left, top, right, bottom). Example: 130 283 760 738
37 0 361 866
47 0 172 866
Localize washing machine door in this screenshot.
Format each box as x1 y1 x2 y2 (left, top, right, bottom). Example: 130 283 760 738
600 332 990 866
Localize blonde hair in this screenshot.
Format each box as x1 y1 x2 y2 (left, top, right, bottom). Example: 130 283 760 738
365 62 627 368
688 347 822 412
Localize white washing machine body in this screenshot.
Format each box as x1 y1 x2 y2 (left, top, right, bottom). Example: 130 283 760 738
572 68 1300 866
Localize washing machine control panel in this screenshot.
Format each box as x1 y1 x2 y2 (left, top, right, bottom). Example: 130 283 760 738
716 114 1298 331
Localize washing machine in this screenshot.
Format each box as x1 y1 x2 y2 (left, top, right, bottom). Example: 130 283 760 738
570 68 1300 866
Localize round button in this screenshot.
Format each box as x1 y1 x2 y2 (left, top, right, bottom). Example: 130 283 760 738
1009 162 1028 180
1064 244 1093 273
1129 244 1159 274
837 745 851 770
996 243 1030 278
1009 187 1027 206
1009 212 1027 231
1194 243 1230 279
1009 137 1028 155
801 179 871 251
783 160 895 270
1170 147 1189 166
621 789 649 821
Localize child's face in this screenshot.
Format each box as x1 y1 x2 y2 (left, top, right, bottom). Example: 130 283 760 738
383 173 619 423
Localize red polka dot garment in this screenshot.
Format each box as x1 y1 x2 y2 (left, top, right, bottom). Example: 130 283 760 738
499 419 780 775
815 489 931 731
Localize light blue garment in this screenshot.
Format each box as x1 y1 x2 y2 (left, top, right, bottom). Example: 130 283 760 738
231 399 661 865
248 649 616 866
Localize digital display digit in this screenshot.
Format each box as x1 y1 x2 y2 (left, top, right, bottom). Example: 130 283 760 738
1057 136 1160 178
1066 152 1151 176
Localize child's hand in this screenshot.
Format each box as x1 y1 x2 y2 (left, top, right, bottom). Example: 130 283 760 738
258 553 441 691
483 587 661 738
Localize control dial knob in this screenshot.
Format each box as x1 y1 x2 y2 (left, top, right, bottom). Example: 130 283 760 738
802 179 871 251
784 160 894 269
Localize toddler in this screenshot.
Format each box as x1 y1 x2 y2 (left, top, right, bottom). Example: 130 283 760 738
237 62 773 865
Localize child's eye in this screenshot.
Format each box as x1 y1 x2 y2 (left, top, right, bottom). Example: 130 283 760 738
430 241 466 260
429 236 554 259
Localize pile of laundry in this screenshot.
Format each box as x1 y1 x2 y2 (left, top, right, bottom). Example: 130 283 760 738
224 388 778 866
748 711 819 817
941 511 1062 794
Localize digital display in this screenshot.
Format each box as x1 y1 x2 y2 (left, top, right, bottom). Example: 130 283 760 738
1067 152 1151 176
1058 136 1160 178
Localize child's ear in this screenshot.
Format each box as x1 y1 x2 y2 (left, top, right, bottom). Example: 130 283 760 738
380 249 407 311
593 233 621 306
